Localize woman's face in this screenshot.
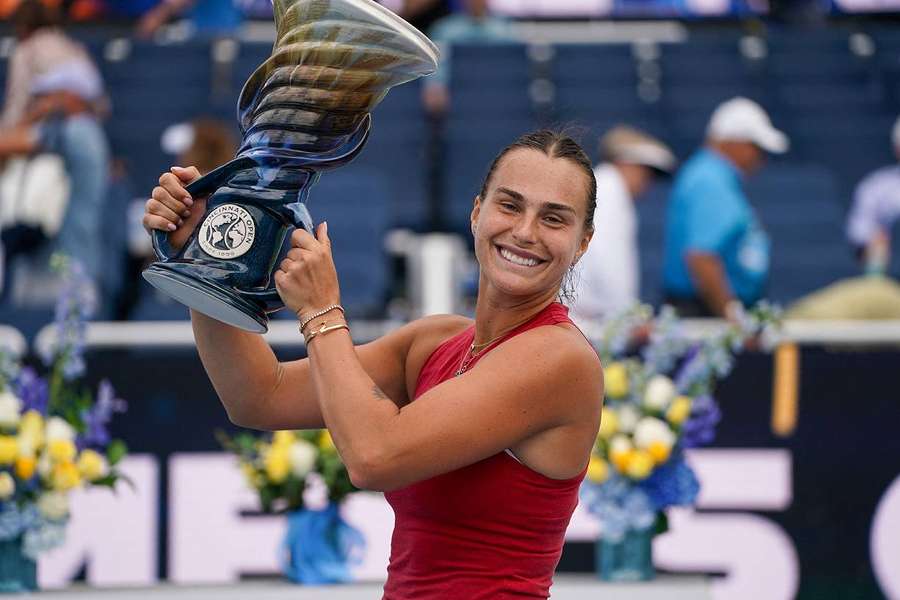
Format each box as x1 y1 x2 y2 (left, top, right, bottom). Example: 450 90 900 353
471 148 593 300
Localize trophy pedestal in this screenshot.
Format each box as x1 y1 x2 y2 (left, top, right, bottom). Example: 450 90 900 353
143 264 270 333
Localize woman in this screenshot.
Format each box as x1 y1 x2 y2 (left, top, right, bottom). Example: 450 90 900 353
143 130 604 599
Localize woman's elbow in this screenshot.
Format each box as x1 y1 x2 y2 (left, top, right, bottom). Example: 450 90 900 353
346 449 401 492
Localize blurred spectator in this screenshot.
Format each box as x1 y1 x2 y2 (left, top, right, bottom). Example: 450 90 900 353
421 0 511 116
662 97 788 318
845 115 900 277
136 0 243 38
571 125 675 321
0 0 109 309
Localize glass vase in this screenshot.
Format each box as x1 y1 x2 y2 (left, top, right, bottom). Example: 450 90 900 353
596 527 655 582
0 537 37 593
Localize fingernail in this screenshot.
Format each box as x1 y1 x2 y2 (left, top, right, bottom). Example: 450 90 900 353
184 197 193 206
323 221 328 234
167 223 177 231
178 218 184 226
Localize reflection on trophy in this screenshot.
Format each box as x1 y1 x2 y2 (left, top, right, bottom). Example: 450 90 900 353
143 0 438 332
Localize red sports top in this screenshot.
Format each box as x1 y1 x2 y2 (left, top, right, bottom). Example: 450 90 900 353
382 302 587 600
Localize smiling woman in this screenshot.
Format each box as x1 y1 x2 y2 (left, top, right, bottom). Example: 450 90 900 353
142 129 605 600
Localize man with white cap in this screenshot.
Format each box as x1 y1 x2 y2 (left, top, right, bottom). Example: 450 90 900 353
571 125 676 321
662 97 789 318
845 115 900 277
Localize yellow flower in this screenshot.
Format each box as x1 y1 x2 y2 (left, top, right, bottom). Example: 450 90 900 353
587 456 610 484
625 450 654 480
48 439 77 463
272 430 295 449
666 396 693 426
15 456 35 480
598 408 619 440
0 472 14 500
604 363 629 399
318 430 336 452
76 449 108 482
51 461 81 491
0 436 17 465
609 435 634 473
264 447 290 484
647 441 671 465
18 411 43 449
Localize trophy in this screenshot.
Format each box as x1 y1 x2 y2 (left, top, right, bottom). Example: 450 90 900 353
143 0 438 332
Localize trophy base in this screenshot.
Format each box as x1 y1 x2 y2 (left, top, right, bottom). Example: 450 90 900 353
143 265 269 333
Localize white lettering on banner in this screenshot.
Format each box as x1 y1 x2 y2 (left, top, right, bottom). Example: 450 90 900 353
871 474 900 600
168 453 395 583
653 449 799 600
38 455 159 588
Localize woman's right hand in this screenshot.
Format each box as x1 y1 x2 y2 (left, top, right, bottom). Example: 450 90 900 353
143 166 206 254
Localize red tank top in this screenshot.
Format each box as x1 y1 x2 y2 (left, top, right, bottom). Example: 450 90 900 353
382 302 587 600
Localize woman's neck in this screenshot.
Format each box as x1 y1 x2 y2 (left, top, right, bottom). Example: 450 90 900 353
472 285 559 347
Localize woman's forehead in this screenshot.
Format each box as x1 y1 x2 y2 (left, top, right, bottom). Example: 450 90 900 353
490 149 589 208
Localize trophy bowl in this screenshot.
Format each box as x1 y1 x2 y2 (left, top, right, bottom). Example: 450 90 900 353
143 0 438 332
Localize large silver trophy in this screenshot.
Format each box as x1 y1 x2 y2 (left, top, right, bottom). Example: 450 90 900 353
143 0 438 332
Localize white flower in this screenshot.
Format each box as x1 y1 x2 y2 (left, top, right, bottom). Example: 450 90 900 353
0 391 22 429
616 404 641 433
609 434 633 455
45 417 76 443
37 491 70 521
288 440 317 478
633 417 676 450
0 472 14 500
643 375 676 412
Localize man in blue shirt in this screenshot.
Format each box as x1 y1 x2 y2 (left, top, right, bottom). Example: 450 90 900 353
663 97 789 318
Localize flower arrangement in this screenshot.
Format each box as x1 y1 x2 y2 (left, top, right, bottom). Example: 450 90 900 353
0 257 128 576
582 304 779 553
218 427 362 583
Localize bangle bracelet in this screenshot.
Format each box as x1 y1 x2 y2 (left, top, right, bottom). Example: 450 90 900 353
303 321 350 345
298 304 344 332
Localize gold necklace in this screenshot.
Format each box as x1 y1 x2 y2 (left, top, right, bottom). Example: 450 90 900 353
454 317 534 376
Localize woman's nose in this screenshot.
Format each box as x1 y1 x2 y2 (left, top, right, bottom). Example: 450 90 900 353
511 213 538 244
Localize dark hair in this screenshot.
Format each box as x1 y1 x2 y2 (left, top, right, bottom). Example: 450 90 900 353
478 129 597 232
13 0 60 38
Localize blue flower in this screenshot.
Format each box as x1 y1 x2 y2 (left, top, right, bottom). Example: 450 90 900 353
681 395 721 448
14 367 49 415
638 456 700 509
79 380 127 450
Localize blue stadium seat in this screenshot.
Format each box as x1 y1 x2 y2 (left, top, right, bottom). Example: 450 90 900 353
551 44 635 88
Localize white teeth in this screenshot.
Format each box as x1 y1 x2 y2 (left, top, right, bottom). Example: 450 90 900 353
499 247 539 267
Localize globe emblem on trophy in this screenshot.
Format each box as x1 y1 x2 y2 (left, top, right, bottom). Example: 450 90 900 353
199 205 257 260
142 0 438 332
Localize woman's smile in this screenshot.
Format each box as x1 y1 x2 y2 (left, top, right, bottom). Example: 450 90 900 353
495 243 546 268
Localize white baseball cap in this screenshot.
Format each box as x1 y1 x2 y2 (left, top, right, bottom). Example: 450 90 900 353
600 125 676 174
706 97 789 154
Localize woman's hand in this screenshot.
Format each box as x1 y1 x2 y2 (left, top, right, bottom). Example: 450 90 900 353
142 166 206 253
274 222 341 318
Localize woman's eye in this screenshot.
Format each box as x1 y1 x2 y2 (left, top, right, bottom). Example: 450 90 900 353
500 202 518 211
544 215 564 225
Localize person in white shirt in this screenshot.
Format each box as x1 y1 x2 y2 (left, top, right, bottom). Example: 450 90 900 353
845 115 900 276
571 126 675 322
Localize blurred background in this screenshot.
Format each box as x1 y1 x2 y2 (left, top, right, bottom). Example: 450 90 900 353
0 0 899 598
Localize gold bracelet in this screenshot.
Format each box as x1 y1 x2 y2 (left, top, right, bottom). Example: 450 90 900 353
298 304 345 333
303 321 350 345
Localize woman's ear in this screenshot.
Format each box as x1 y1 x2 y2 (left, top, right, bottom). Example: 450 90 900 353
470 195 482 234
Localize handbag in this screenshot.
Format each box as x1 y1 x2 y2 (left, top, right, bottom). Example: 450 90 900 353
0 153 70 253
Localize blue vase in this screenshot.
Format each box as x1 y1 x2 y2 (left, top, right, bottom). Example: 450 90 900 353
596 527 655 582
0 537 36 593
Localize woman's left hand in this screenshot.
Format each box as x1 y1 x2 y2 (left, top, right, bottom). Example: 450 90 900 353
274 222 341 318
